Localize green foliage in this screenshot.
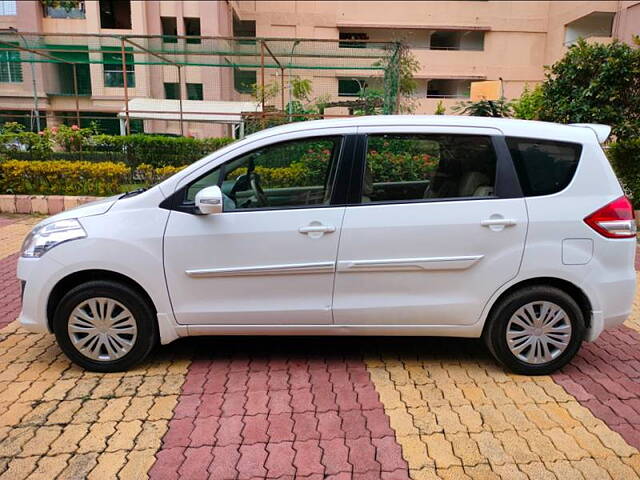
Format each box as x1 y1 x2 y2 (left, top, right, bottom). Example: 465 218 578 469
0 159 186 196
291 77 313 102
511 84 544 120
0 123 235 167
538 39 640 139
376 42 421 113
353 88 385 116
452 98 513 117
434 101 446 115
608 138 640 207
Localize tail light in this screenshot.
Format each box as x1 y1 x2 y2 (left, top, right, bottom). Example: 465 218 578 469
584 196 637 238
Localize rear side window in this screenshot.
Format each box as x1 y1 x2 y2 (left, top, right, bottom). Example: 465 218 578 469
506 137 582 197
362 134 497 203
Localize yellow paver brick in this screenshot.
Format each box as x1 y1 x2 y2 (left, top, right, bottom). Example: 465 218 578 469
397 384 423 408
106 419 143 452
135 419 169 451
494 430 539 464
595 456 639 479
397 434 433 470
464 463 500 479
42 378 78 402
148 395 179 421
0 427 35 457
137 375 164 396
88 451 127 480
119 448 157 479
49 423 90 455
389 406 419 436
545 459 588 480
409 466 440 480
21 400 60 425
447 432 485 467
518 461 557 480
520 404 559 430
421 432 461 469
588 424 637 457
459 384 491 407
475 405 513 432
622 453 640 476
72 399 108 424
542 427 590 461
0 402 37 426
492 463 528 480
438 465 472 480
498 383 532 405
408 406 442 435
123 396 154 421
18 425 62 457
495 404 536 432
432 405 465 434
89 377 121 399
46 399 83 425
453 405 483 433
57 452 99 480
29 454 71 480
0 455 38 480
519 428 566 462
571 458 613 480
78 421 117 454
568 425 616 459
98 397 131 422
0 381 30 403
469 431 513 466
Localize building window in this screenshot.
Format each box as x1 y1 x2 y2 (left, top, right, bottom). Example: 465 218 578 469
564 12 615 45
233 14 256 45
338 78 366 96
187 83 203 100
103 50 135 87
426 79 471 98
0 0 16 15
47 45 91 95
44 0 85 18
99 0 131 29
164 82 180 99
339 32 369 48
161 16 177 44
0 46 22 83
184 17 201 44
429 30 485 51
234 69 256 93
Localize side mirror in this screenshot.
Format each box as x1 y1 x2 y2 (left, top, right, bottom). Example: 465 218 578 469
195 185 223 215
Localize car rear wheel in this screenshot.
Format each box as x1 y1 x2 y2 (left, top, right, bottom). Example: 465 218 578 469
53 280 158 372
483 285 585 375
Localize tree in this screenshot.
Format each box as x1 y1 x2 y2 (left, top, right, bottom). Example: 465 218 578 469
375 42 420 113
511 84 544 120
451 98 513 117
434 101 446 115
538 39 640 139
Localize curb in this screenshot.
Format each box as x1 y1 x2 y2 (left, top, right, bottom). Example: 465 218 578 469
0 194 102 215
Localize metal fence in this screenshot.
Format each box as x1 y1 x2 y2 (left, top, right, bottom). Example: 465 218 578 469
0 32 402 137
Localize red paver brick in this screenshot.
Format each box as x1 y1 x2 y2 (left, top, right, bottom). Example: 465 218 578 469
226 371 249 392
209 444 240 479
290 387 315 413
237 443 268 479
363 408 395 438
148 446 185 480
203 375 227 394
216 415 245 446
293 439 325 477
267 412 294 442
313 386 338 412
268 369 289 390
320 438 352 475
178 446 213 480
268 389 293 414
335 385 361 411
341 410 369 439
163 418 195 448
292 411 320 441
221 391 247 416
197 393 224 418
189 415 220 447
247 371 269 391
317 411 344 440
181 373 207 394
245 390 270 415
265 441 296 478
347 437 381 473
242 413 269 444
173 394 201 419
374 436 409 472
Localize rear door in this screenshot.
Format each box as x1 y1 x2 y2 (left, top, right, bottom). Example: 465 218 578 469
333 126 528 326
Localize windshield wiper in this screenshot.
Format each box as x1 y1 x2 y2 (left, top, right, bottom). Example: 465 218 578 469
119 187 147 199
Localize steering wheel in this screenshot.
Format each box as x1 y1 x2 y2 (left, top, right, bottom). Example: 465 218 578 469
249 172 269 207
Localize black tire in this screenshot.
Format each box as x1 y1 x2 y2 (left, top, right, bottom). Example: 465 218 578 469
53 280 158 372
483 285 585 375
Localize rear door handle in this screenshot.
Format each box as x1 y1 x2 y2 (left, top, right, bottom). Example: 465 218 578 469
299 224 336 234
481 218 517 227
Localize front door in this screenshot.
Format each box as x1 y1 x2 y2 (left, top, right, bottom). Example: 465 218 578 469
163 134 350 325
333 128 528 326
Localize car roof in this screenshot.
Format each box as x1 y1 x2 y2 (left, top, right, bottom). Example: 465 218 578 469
242 115 602 144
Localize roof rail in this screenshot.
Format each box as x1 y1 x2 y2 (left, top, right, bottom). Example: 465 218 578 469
570 123 611 143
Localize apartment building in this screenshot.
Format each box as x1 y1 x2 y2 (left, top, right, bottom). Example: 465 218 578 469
233 0 640 114
0 1 638 136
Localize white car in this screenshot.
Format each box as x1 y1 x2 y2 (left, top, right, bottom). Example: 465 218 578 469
17 116 636 374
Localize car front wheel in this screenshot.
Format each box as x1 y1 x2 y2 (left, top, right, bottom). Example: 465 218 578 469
53 280 158 372
484 285 585 375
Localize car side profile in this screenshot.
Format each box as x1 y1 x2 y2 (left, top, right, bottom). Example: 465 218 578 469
17 116 637 374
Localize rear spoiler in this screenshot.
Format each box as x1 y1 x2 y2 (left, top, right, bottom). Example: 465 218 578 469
570 123 611 144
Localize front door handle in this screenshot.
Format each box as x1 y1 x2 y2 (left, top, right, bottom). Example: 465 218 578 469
299 224 336 234
481 218 517 227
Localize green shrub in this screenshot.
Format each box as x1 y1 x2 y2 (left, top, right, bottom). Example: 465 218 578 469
608 138 640 208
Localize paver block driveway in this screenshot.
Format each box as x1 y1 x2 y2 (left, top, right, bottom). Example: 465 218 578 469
1 214 640 479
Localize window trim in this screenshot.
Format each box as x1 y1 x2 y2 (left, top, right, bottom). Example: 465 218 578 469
344 133 522 208
160 134 357 214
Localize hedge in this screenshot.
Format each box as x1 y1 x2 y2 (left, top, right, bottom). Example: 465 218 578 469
0 126 235 168
608 138 640 208
0 160 184 196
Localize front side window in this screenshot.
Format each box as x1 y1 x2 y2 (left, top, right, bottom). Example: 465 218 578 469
186 137 342 211
362 134 497 203
506 137 581 196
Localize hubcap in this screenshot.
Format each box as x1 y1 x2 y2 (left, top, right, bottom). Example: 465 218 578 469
506 301 572 365
67 297 137 362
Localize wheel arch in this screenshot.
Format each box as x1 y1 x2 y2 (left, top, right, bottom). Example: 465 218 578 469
481 277 592 337
46 269 158 333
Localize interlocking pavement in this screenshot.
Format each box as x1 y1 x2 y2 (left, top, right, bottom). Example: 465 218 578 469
1 213 640 479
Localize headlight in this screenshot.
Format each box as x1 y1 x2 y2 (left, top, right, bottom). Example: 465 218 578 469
21 219 87 258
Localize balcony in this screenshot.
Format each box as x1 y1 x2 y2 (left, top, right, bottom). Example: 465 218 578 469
564 11 615 46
